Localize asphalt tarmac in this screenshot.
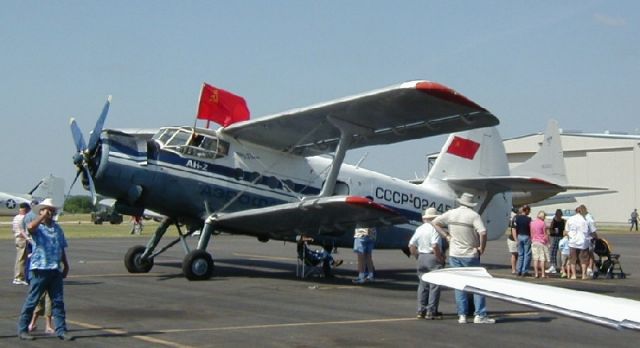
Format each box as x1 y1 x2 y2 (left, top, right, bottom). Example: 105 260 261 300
1 233 639 347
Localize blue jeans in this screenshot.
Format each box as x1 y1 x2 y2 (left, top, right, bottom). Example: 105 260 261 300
516 234 532 274
449 256 487 317
17 270 67 335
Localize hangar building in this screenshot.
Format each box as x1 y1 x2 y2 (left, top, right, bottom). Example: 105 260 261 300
503 131 640 225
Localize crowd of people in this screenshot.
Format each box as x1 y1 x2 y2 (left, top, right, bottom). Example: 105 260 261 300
347 193 613 326
508 204 600 280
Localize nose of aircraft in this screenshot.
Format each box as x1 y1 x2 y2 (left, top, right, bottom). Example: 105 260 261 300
68 95 112 205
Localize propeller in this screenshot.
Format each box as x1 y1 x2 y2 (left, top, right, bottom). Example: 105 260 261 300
68 96 111 205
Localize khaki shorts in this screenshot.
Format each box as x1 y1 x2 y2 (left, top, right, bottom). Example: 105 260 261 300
531 242 549 262
507 238 518 253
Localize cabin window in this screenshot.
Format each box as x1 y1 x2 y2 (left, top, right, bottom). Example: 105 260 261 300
154 128 229 160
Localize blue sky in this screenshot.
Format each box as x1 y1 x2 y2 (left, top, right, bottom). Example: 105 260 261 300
1 1 638 195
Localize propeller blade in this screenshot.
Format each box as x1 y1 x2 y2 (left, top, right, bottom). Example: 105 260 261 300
87 95 111 152
69 118 87 152
66 171 81 198
83 166 97 206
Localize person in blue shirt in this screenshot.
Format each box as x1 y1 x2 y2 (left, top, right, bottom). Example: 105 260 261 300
17 198 73 341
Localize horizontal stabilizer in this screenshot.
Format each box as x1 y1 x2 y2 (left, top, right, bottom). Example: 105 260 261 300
532 190 617 205
209 196 407 239
446 176 564 194
422 267 640 330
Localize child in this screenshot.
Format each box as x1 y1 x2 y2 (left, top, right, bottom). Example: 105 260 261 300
558 231 570 278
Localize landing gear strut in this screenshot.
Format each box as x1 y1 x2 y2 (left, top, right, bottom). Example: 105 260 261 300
123 217 216 280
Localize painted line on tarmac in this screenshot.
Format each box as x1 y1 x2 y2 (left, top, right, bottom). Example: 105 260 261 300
68 319 195 348
153 311 540 334
158 317 418 333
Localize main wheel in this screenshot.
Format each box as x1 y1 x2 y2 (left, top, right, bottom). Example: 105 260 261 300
124 245 154 273
183 249 214 280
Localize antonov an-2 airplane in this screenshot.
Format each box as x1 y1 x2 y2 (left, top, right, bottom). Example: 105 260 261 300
69 80 566 281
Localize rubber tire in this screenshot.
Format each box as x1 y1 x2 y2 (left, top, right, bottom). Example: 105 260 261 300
124 245 154 273
183 249 214 281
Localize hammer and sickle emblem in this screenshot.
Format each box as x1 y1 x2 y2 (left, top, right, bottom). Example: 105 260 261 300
208 89 219 104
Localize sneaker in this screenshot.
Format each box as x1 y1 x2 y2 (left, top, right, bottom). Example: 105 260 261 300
12 279 28 285
18 332 35 340
546 266 557 274
473 315 496 324
425 311 443 320
58 333 75 341
365 276 375 282
560 272 567 278
586 268 593 277
458 315 467 324
417 311 426 319
352 277 366 284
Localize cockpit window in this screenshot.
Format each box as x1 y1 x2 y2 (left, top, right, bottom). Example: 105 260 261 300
154 127 229 160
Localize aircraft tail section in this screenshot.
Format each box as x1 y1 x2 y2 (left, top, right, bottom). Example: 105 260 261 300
29 175 66 206
510 119 568 187
424 127 510 183
424 127 511 240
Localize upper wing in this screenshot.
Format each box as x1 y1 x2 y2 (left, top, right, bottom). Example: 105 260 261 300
222 81 499 156
208 196 407 240
422 267 640 330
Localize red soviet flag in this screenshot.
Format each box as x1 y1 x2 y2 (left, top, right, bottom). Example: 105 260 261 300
196 83 250 127
446 136 480 160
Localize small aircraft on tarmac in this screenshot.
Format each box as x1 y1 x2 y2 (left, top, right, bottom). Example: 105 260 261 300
68 81 568 280
0 175 65 216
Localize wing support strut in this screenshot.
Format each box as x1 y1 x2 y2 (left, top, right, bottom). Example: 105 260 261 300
318 116 370 197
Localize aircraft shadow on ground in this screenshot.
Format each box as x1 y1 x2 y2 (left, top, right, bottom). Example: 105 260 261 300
490 310 556 324
152 258 419 291
63 280 104 286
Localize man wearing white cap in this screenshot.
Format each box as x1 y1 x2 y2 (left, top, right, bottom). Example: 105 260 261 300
433 192 495 324
17 198 73 341
409 207 444 320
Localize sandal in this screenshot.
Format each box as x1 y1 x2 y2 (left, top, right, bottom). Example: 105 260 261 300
28 324 37 332
45 328 55 335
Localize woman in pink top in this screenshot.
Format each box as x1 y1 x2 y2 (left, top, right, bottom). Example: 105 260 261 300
530 211 550 278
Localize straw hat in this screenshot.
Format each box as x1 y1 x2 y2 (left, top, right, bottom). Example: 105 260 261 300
34 198 60 211
456 192 478 207
422 207 439 219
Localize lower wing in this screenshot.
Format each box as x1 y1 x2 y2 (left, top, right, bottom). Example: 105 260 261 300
422 267 640 330
209 195 407 240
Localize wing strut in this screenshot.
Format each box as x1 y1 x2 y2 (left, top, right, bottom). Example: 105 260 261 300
318 116 371 197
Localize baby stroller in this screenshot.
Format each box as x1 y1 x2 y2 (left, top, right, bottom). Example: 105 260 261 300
592 238 625 279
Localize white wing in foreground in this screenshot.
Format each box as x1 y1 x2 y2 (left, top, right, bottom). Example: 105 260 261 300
422 267 640 330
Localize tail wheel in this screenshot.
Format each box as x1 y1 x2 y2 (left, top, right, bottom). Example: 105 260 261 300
124 245 154 273
183 249 214 281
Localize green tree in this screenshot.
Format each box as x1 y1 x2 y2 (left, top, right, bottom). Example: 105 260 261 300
64 195 94 213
